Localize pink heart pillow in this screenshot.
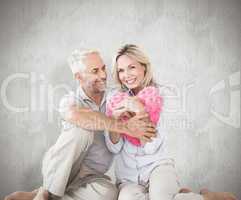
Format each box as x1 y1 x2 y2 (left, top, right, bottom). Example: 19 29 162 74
106 86 163 146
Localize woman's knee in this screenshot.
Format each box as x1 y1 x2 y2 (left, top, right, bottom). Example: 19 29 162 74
118 184 145 200
149 163 180 200
104 184 118 200
118 189 134 200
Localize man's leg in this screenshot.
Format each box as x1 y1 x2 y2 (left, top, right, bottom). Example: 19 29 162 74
61 179 118 200
118 183 147 200
41 126 94 197
4 126 94 200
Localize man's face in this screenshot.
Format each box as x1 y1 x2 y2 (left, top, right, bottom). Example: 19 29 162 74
80 53 107 94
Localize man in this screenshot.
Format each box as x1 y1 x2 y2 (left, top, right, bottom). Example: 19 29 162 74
5 49 237 200
4 49 156 200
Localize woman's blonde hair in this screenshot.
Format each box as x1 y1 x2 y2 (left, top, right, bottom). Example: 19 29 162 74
113 44 155 89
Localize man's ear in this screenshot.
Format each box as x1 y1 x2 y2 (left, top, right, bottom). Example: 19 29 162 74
74 72 83 84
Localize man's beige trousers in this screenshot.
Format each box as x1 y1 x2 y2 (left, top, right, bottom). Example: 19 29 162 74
41 127 118 200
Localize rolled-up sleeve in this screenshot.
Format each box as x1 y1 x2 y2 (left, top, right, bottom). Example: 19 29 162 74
104 131 124 154
58 92 82 131
58 92 78 119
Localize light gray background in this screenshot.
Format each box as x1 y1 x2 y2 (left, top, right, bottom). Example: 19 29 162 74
0 0 240 199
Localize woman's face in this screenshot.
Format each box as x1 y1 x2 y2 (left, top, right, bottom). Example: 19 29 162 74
116 55 145 92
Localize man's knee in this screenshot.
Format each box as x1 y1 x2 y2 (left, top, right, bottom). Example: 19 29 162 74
91 181 118 200
56 127 94 154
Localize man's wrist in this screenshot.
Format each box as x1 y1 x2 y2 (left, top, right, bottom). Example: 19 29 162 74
109 118 128 134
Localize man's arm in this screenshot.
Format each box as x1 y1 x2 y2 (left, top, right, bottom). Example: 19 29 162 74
65 106 156 142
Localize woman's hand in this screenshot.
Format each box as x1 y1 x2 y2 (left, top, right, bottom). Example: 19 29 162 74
114 96 145 115
111 97 141 119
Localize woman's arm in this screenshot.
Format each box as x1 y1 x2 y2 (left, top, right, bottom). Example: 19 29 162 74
104 130 124 154
109 131 121 144
108 111 133 144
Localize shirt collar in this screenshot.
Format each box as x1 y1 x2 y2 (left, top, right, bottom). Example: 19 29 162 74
76 86 106 107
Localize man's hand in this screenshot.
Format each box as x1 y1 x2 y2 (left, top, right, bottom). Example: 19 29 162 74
64 105 156 143
112 108 135 120
118 96 145 113
125 112 156 142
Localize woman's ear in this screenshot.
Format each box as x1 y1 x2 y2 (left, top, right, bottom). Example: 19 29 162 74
142 64 147 74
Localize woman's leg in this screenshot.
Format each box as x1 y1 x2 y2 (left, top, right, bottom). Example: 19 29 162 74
149 159 236 200
149 159 181 200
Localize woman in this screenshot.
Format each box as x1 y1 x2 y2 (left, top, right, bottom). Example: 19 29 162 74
104 44 237 200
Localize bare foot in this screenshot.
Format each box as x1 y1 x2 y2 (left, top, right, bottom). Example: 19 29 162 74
4 189 38 200
33 188 49 200
179 188 192 193
200 188 237 200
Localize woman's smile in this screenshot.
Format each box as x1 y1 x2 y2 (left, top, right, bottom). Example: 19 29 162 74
125 77 136 85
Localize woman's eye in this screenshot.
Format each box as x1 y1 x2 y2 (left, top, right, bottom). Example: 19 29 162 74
130 65 135 69
118 69 123 73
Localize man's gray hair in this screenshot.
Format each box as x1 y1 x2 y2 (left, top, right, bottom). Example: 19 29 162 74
67 49 100 74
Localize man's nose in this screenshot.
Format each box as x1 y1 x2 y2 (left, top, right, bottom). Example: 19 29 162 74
99 70 107 80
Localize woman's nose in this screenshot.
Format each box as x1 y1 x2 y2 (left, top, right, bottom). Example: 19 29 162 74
123 69 131 78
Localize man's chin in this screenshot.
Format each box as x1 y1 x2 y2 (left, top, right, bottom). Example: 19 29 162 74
96 86 106 93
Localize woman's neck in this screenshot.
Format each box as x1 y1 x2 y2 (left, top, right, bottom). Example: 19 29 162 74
131 86 143 95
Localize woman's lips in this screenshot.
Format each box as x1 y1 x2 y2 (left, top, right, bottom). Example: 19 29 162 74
125 78 136 84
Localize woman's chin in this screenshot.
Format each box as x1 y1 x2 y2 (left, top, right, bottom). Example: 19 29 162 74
125 84 139 90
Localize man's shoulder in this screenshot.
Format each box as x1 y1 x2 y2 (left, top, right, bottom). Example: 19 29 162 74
59 91 79 108
58 91 86 116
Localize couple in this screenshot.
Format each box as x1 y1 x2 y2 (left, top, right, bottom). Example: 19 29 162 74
5 44 236 200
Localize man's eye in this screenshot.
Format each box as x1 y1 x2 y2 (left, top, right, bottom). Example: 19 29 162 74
92 69 98 73
130 65 135 69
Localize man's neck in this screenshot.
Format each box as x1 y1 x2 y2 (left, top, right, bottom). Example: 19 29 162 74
82 87 104 106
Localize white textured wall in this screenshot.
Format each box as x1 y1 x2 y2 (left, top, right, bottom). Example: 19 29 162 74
0 0 240 198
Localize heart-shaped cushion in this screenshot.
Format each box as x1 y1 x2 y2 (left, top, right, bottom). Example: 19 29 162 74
106 86 163 146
